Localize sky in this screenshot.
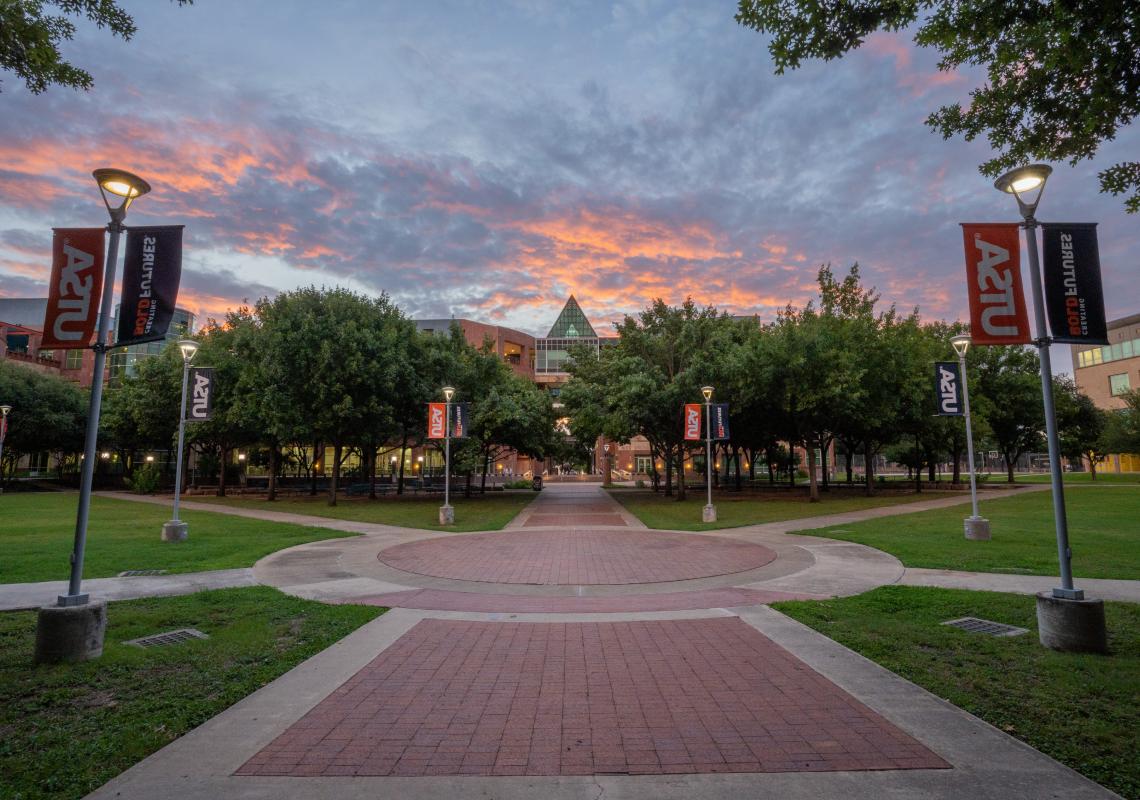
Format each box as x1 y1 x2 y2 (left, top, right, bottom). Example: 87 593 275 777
1 0 1137 374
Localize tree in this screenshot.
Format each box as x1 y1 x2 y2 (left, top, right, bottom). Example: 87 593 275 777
736 0 1140 212
1 1 193 94
99 345 182 477
0 361 86 485
1099 389 1140 457
1054 376 1108 478
972 345 1043 482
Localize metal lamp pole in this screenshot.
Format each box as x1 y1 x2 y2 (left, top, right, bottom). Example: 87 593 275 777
0 405 10 493
951 334 989 540
61 169 152 606
995 165 1079 598
603 442 611 485
440 386 455 524
701 386 716 522
162 339 198 542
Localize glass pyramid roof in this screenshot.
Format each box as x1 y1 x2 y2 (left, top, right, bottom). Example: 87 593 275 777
546 295 597 338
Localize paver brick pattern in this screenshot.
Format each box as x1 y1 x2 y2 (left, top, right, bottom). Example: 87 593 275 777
378 529 777 585
237 618 948 778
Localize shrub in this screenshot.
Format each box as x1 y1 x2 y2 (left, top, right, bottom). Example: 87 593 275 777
504 479 532 489
635 479 646 488
125 465 161 495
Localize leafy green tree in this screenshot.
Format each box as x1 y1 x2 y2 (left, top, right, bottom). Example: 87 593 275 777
735 0 1140 212
1 0 193 94
972 345 1043 482
0 361 85 485
99 345 182 478
1100 389 1140 456
1054 376 1108 478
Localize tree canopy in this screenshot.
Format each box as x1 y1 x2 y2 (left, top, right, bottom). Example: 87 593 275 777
1 0 192 94
735 0 1140 212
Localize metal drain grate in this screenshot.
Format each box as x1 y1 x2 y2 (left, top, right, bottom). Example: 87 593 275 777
117 569 169 577
124 628 209 648
942 617 1028 637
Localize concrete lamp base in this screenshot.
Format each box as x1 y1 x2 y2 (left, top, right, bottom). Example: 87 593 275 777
35 599 108 664
161 520 188 542
1035 591 1108 653
964 517 991 541
702 504 717 523
439 505 455 525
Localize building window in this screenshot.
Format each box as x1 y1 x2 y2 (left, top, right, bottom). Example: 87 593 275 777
636 456 653 474
1076 336 1140 368
1109 373 1131 396
65 350 84 370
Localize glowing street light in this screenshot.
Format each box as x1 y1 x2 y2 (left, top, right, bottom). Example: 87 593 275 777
163 339 198 542
701 386 716 522
951 334 988 540
440 386 455 524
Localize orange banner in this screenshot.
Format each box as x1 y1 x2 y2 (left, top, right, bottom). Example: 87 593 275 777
41 228 105 349
683 403 702 441
960 222 1032 345
427 402 446 439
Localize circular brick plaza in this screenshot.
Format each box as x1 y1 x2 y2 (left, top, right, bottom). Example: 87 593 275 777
377 529 778 585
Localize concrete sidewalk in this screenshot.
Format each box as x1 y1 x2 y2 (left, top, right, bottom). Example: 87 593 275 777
0 568 255 611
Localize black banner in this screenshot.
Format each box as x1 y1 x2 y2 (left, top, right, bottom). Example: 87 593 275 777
452 402 471 439
1042 223 1108 344
711 403 730 440
187 367 214 421
116 225 184 347
935 362 963 416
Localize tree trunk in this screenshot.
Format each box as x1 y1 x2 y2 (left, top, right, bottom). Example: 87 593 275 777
951 445 962 484
397 434 408 495
328 442 341 506
928 460 936 483
821 440 830 491
1006 455 1015 483
481 453 489 494
845 445 853 484
865 445 875 496
914 435 922 493
1088 454 1097 480
734 446 743 491
367 447 376 499
664 450 674 497
807 440 819 502
217 445 228 497
268 446 278 501
310 438 320 495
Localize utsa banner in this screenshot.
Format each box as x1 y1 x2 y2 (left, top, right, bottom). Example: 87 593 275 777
934 362 963 416
683 403 702 441
427 403 446 439
960 223 1031 345
451 403 471 439
186 368 214 421
711 403 731 440
116 226 184 347
1042 223 1108 344
41 228 105 349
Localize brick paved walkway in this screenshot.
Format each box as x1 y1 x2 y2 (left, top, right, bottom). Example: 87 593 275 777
237 617 948 778
378 529 777 585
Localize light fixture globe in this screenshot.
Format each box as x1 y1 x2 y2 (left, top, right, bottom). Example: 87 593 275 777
0 404 10 416
701 385 714 401
177 339 199 362
951 334 972 358
93 168 151 220
994 164 1052 217
442 386 455 402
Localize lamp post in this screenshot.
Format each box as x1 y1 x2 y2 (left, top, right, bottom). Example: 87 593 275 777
35 168 151 664
995 164 1106 652
0 404 10 494
603 442 612 485
701 386 716 522
162 339 198 542
951 334 989 540
440 386 455 525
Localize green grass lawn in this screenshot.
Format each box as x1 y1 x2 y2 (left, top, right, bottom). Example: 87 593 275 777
1015 472 1140 484
797 486 1140 579
0 494 357 584
0 587 382 800
609 488 945 531
190 490 537 532
775 587 1138 799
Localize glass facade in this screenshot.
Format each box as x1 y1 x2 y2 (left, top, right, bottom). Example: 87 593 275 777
108 306 195 383
1076 338 1139 368
535 295 615 374
1109 373 1131 396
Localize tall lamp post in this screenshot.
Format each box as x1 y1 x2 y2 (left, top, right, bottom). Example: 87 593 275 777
701 386 716 522
995 164 1106 652
603 442 612 485
35 168 151 664
0 404 10 494
440 386 455 525
950 334 989 540
162 339 198 542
